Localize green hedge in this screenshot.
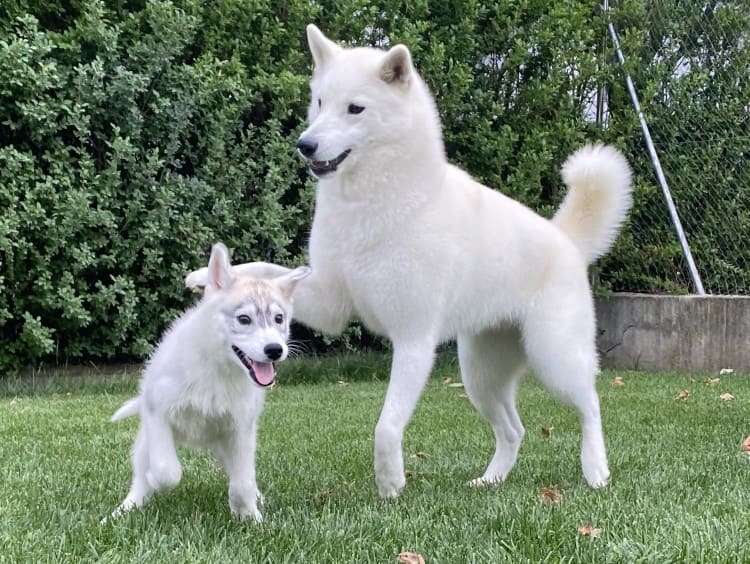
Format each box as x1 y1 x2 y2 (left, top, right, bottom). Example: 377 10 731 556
1 0 746 372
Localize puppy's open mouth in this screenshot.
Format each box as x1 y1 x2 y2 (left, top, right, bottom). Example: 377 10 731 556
231 345 275 387
309 149 351 177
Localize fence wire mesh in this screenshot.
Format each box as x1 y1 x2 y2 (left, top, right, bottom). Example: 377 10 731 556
605 1 750 295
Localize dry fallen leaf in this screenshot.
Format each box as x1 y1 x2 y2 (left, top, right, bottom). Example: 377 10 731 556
540 485 562 504
578 524 603 538
719 392 735 401
337 380 349 387
447 382 464 388
741 436 750 453
442 377 453 385
706 378 721 387
541 426 554 438
612 376 624 387
675 390 690 401
405 470 425 478
720 368 734 375
397 552 425 564
458 393 468 398
410 451 429 459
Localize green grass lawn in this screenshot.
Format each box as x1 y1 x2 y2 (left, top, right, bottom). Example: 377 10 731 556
2 356 749 563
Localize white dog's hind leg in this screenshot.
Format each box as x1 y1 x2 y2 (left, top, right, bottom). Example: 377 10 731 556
458 327 527 486
374 338 437 498
523 307 610 488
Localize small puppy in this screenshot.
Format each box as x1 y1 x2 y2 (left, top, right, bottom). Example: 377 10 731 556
108 243 309 522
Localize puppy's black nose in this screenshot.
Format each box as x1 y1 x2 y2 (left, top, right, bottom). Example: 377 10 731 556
264 343 283 361
296 139 318 159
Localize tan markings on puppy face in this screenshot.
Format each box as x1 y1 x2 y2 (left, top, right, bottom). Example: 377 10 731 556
224 278 291 330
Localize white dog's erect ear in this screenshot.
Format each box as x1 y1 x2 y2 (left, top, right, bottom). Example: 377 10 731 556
206 242 236 291
306 24 341 68
275 266 311 299
380 44 412 86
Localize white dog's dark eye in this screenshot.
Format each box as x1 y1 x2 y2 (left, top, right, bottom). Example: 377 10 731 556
348 104 365 115
274 314 284 324
237 315 252 325
318 98 321 108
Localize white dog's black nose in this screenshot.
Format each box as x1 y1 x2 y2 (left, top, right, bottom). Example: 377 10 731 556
264 343 283 361
296 139 318 159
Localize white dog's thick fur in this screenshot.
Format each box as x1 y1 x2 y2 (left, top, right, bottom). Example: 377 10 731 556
186 25 633 498
109 243 309 521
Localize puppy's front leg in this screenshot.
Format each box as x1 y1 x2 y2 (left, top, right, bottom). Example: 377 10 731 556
224 424 262 522
142 409 182 493
374 337 437 498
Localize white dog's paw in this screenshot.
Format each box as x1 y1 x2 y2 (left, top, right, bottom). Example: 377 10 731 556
101 499 138 524
375 468 406 499
582 455 610 488
467 475 503 488
185 267 208 289
584 466 610 489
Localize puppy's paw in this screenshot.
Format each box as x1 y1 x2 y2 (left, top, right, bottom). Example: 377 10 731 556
231 502 263 523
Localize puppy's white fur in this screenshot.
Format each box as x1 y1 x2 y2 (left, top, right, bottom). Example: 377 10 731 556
187 26 633 498
109 243 309 521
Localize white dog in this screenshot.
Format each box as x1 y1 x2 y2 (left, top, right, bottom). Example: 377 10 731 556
187 25 633 498
109 243 309 521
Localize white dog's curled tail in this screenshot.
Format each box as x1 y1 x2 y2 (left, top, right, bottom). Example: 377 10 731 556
552 144 633 264
111 397 141 422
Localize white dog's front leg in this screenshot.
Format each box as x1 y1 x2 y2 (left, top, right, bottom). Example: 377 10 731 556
224 426 262 522
374 338 437 498
186 261 352 335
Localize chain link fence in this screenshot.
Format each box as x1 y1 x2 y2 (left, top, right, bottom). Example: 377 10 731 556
603 1 750 295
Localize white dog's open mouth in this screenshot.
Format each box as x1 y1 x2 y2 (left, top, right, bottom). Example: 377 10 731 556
231 345 275 387
309 149 351 177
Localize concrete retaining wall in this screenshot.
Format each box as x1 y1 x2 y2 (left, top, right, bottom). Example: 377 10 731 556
596 293 750 372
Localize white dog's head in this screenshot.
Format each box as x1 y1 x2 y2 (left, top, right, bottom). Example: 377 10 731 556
296 24 441 179
204 243 310 388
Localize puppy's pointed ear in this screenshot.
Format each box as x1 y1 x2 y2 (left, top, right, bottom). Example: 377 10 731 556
380 44 412 86
307 24 341 69
275 266 311 299
206 243 235 292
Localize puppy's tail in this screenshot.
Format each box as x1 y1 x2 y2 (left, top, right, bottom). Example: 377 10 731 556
552 144 633 264
111 397 141 422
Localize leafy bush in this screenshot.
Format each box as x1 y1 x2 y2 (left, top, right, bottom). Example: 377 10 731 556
1 0 746 372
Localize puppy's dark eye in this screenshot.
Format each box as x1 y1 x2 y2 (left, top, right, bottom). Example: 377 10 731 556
237 315 252 325
348 104 365 115
274 314 284 324
318 98 321 108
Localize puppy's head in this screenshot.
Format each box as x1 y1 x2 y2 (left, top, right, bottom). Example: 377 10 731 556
204 243 310 388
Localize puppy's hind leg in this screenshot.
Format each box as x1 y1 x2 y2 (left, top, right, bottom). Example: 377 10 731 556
458 327 527 486
108 427 154 520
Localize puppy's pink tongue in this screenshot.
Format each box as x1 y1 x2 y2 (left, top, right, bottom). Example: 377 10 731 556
251 361 275 386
